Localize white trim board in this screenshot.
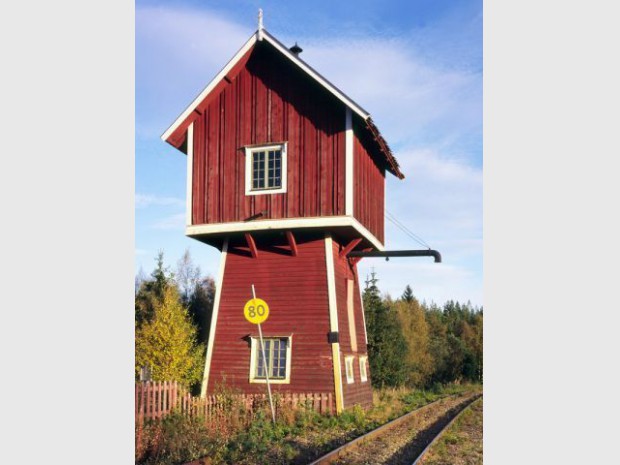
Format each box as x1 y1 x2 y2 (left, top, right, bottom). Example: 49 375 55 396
162 28 371 143
325 235 340 333
200 238 229 397
325 234 345 413
186 123 194 226
357 275 369 345
345 107 354 216
186 216 385 251
347 278 358 353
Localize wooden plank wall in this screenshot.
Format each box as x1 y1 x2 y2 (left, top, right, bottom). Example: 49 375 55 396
330 239 374 409
353 123 386 244
207 233 335 396
192 45 346 226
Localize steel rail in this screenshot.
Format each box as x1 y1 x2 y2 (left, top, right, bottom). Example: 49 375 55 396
411 394 482 465
307 392 478 465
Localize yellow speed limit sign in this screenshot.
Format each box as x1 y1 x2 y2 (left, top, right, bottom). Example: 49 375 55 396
244 298 270 325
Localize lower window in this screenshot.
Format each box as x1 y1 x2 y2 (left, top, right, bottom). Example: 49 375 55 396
249 336 292 384
359 356 368 383
345 356 355 384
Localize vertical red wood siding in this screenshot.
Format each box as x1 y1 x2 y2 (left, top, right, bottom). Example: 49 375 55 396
192 45 347 226
207 233 336 395
330 239 373 409
353 123 386 244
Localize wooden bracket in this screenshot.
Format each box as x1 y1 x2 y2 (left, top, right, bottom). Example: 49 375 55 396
285 231 298 257
245 233 259 259
339 238 363 259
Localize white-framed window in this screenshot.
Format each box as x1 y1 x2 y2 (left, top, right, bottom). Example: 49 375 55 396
244 143 287 195
249 336 292 384
345 356 355 384
359 356 368 383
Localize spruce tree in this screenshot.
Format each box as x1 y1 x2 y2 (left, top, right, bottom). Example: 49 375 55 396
135 250 174 325
363 271 409 387
401 285 414 303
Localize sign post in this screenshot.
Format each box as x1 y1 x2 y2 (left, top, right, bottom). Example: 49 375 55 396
244 284 276 424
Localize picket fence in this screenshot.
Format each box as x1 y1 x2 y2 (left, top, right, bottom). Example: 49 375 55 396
135 381 335 426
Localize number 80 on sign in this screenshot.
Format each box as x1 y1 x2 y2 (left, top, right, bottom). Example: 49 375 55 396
244 298 270 324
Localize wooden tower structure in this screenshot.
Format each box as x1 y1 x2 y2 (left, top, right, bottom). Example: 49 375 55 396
162 23 404 413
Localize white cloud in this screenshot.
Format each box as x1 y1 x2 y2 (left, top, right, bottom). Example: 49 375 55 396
298 37 481 149
151 213 186 230
136 193 184 209
136 6 253 138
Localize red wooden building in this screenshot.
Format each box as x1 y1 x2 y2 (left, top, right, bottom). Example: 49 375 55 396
162 24 403 413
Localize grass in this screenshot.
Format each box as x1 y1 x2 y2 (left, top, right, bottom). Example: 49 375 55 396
419 396 483 465
136 383 482 465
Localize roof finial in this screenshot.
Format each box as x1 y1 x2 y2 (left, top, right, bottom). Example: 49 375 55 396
257 8 264 40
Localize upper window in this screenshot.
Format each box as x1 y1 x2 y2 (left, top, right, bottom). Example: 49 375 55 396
245 143 288 195
249 336 292 384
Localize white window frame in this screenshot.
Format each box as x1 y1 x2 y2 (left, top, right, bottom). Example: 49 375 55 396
249 335 292 384
244 143 288 195
345 355 355 384
359 356 368 383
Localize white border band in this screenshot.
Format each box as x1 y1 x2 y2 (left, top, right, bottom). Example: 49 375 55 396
325 234 345 412
186 216 384 251
345 107 354 216
186 123 194 226
200 238 229 397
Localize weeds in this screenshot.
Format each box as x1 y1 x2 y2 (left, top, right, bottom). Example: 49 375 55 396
136 382 481 465
138 413 227 465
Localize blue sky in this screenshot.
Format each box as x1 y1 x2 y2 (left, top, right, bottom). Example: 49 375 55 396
135 0 482 306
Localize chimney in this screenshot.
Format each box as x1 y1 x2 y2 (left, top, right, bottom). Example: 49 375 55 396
289 42 303 56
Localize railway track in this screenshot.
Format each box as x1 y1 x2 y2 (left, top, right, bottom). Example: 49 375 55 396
308 391 482 465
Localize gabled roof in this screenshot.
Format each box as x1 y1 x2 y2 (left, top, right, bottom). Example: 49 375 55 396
161 28 404 179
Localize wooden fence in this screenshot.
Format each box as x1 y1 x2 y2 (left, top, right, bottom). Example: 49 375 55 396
135 381 335 427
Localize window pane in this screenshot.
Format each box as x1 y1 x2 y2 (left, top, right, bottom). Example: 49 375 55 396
267 150 281 188
254 338 288 380
250 148 283 191
252 151 266 189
